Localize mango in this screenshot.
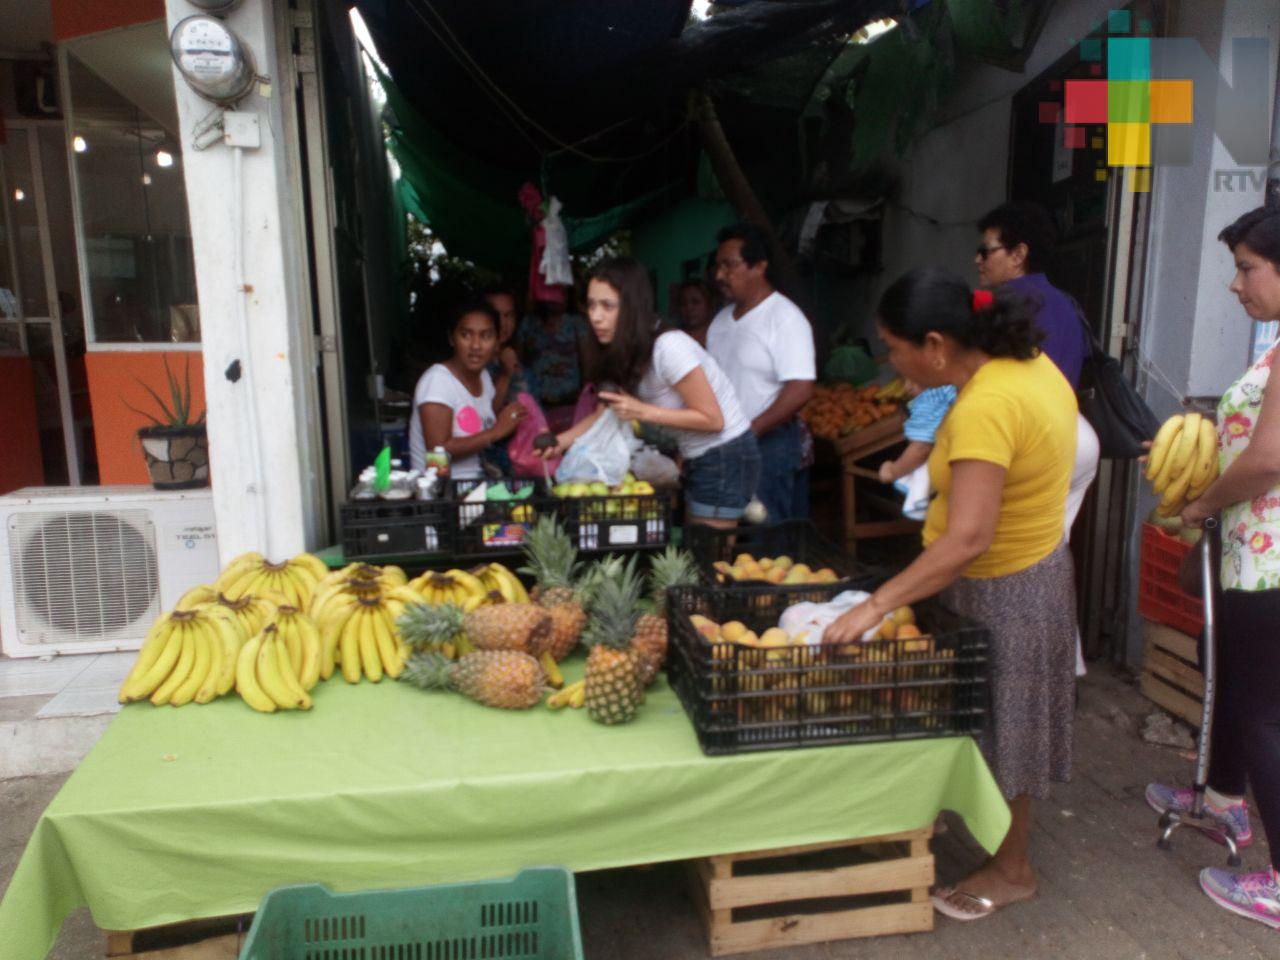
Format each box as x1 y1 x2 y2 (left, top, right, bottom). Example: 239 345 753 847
720 621 748 643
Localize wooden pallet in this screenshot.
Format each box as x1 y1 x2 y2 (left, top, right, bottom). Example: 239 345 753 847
1139 620 1204 729
686 827 934 956
104 914 250 959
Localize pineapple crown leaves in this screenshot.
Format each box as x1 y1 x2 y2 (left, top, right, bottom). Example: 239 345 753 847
647 546 698 611
578 553 629 614
396 602 465 650
399 652 455 690
517 516 582 592
580 554 644 651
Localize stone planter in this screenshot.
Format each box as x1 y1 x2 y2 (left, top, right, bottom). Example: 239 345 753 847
138 425 210 490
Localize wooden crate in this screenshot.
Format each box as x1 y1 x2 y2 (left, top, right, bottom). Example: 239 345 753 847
1139 620 1204 729
686 827 933 956
105 915 249 959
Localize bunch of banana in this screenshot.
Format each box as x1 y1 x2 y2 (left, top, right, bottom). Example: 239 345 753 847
213 551 331 608
409 568 493 610
1146 412 1219 517
235 624 316 713
477 563 529 603
874 378 908 402
210 593 279 643
546 680 586 710
309 575 420 683
175 583 218 611
118 607 242 706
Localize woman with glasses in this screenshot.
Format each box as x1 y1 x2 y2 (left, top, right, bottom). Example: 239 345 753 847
1145 206 1280 930
976 202 1100 676
541 257 760 529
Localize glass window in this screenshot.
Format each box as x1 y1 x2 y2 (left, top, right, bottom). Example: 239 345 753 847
63 22 200 345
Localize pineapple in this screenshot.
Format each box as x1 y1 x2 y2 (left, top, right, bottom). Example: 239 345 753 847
581 557 645 725
397 601 551 659
632 546 698 686
401 651 545 709
519 517 587 660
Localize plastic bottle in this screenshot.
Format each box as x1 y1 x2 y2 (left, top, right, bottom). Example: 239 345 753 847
425 446 451 480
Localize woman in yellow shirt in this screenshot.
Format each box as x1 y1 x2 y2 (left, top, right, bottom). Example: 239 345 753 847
827 266 1078 922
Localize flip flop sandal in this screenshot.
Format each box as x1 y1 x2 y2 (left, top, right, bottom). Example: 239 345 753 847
931 886 996 921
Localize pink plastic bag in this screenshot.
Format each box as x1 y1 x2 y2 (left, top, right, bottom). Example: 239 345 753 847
573 384 598 425
508 392 562 478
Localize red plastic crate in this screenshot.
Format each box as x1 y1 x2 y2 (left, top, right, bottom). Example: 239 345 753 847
1137 523 1204 636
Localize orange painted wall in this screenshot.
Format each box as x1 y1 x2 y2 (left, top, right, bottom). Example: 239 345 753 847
52 0 165 41
85 351 206 486
0 356 45 494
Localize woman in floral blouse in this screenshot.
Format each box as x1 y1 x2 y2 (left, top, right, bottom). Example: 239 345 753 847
1146 206 1280 930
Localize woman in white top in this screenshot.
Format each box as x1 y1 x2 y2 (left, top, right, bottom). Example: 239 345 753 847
544 257 760 529
409 299 527 479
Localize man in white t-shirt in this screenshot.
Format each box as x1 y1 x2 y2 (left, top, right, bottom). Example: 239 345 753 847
706 222 816 522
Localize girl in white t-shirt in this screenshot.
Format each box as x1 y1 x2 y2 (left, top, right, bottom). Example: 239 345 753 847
409 299 527 478
544 257 760 528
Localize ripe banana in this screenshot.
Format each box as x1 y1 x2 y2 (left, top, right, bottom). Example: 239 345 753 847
1166 412 1203 481
271 631 313 708
369 606 403 679
208 614 241 697
293 612 323 690
291 552 330 582
339 606 364 683
1187 417 1219 492
150 625 195 706
1145 415 1184 481
358 606 383 683
193 621 224 705
175 584 218 612
119 617 183 702
236 633 277 713
170 626 212 707
213 551 265 593
489 564 529 603
256 631 309 709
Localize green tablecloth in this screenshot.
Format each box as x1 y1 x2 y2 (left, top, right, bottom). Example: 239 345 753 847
0 670 1009 960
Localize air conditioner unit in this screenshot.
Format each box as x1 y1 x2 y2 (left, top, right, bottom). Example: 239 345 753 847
0 486 219 658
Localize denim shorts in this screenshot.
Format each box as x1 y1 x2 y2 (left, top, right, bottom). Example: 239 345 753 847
684 430 761 520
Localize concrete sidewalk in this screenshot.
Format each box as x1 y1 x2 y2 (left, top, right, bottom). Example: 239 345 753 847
1 663 1275 959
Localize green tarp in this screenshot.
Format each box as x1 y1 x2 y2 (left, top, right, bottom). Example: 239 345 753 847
0 664 1009 960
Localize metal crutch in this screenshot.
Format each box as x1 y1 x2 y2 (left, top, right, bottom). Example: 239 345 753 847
1156 516 1243 867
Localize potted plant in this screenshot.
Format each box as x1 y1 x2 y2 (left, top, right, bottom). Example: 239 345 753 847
126 356 209 490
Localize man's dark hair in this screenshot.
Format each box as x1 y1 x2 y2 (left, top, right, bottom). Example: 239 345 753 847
1219 207 1280 265
716 221 773 281
976 202 1059 274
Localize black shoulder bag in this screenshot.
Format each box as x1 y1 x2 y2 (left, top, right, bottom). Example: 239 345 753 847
1072 300 1161 460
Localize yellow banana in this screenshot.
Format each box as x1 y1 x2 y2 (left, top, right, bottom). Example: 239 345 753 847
175 584 218 612
256 632 306 709
170 625 212 707
207 613 241 696
1151 422 1188 494
213 552 265 593
489 564 529 603
540 652 564 689
272 631 313 708
320 605 352 680
295 612 323 690
235 632 276 712
120 618 183 702
279 614 303 677
569 685 586 709
291 552 329 582
462 592 486 614
150 624 195 706
193 621 225 705
1166 413 1203 482
358 606 383 683
1187 417 1219 491
382 565 408 586
119 614 176 700
447 568 488 600
340 607 364 683
370 607 403 679
485 567 517 604
1145 415 1184 481
547 680 584 709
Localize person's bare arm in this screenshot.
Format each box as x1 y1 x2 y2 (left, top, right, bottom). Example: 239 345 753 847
601 367 724 433
879 441 933 484
823 460 1005 642
752 380 815 436
420 401 523 460
1184 359 1280 525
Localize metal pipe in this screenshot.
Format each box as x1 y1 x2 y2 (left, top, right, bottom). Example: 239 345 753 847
1268 34 1280 209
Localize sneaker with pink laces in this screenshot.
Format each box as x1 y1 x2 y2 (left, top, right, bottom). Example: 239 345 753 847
1145 782 1253 848
1200 868 1280 929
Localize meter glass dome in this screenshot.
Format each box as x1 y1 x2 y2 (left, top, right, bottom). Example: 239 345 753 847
170 16 255 104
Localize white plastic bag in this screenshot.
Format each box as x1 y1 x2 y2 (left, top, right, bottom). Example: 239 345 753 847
556 408 634 486
630 445 680 487
779 590 884 643
539 196 573 287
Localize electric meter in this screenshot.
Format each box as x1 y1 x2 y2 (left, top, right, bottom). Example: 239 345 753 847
170 15 256 104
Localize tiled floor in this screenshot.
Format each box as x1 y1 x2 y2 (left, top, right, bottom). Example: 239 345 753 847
0 653 131 718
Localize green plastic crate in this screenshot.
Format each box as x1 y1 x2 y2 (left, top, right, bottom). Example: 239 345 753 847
238 867 583 960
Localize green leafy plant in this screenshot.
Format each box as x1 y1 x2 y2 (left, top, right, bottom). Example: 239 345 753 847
125 355 206 428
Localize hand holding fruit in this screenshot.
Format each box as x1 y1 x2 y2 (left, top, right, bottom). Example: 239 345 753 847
599 388 647 422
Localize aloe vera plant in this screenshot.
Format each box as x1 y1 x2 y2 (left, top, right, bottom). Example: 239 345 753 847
125 355 206 428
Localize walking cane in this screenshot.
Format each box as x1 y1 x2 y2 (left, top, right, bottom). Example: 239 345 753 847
1156 516 1242 866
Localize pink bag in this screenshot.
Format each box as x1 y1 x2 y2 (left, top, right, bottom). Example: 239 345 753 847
508 392 562 478
572 384 598 425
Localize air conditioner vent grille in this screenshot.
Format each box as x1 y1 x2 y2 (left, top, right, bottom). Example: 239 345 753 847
9 510 160 645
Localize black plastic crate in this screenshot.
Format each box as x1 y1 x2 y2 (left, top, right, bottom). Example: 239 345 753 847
340 499 453 562
665 582 988 755
559 490 676 553
686 519 873 594
451 478 553 557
